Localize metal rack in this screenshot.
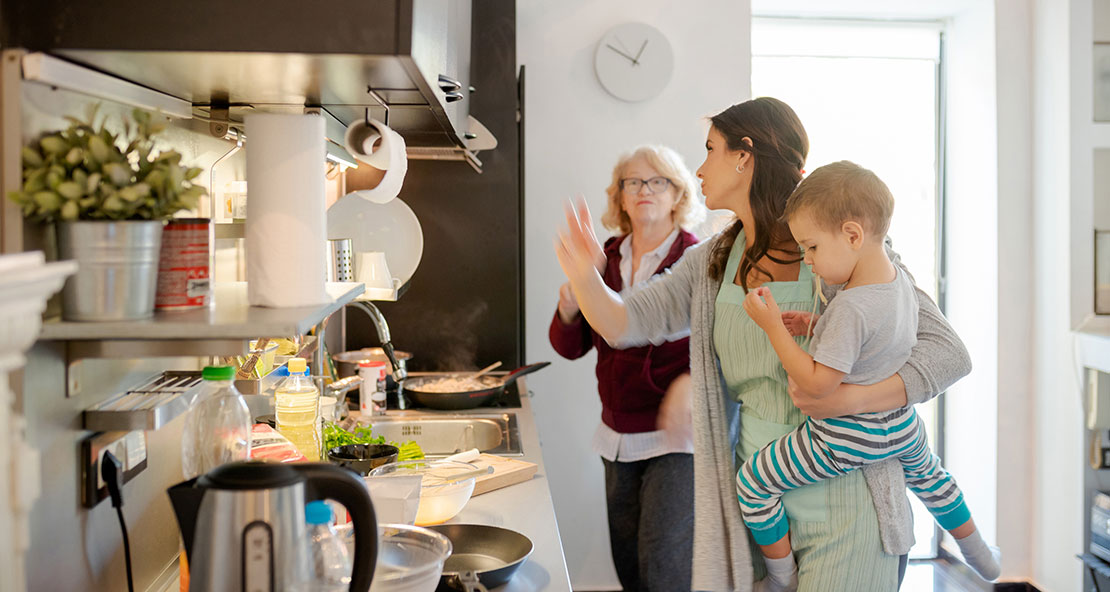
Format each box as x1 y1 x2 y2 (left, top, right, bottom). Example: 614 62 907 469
83 372 204 431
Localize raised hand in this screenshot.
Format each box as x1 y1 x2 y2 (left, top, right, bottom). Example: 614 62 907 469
781 310 819 337
742 287 783 332
554 196 606 282
556 281 580 324
553 195 629 342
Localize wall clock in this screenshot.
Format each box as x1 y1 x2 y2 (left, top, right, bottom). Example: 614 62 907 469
594 22 674 102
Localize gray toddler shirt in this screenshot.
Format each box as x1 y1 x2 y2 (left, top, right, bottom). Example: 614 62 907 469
810 267 919 385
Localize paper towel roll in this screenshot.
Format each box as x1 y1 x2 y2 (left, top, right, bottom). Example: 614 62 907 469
245 113 331 307
343 118 408 204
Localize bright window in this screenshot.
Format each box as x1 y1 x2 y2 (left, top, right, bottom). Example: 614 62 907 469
753 17 944 559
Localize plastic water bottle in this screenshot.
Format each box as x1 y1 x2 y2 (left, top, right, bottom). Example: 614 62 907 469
181 365 252 479
305 500 352 587
276 357 321 460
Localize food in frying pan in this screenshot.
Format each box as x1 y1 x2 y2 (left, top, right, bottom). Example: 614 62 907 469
407 375 499 393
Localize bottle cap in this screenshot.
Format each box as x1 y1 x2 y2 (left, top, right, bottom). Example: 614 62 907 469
304 500 332 525
287 358 307 374
202 365 235 381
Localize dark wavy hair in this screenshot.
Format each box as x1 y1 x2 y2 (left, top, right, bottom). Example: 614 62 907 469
706 97 809 290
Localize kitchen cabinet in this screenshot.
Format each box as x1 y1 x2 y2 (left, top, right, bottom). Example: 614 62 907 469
0 0 473 148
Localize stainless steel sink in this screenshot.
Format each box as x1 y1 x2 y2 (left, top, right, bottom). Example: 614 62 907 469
361 413 522 457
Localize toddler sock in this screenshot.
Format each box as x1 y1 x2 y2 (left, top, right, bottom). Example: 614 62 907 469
955 529 1001 581
753 553 798 592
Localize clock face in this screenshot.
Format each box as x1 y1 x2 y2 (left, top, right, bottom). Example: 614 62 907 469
594 22 674 102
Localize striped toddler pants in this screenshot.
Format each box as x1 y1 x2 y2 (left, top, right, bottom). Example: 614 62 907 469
736 408 971 546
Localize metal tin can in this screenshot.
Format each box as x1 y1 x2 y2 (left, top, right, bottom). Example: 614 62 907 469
155 218 212 310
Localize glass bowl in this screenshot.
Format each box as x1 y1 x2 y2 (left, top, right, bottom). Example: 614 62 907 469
337 522 452 592
369 459 478 525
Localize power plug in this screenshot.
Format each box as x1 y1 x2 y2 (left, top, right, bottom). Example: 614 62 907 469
81 431 147 508
101 450 124 508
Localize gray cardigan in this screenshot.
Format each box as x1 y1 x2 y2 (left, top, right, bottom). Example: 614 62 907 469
619 234 972 592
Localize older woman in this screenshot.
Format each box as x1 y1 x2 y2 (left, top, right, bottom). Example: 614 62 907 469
549 145 706 592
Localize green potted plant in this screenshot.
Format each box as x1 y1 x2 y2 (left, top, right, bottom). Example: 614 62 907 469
7 107 206 321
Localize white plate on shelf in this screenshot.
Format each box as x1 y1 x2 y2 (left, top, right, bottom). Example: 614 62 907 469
327 193 424 286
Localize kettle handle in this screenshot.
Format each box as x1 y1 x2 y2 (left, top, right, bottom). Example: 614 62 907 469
297 463 378 592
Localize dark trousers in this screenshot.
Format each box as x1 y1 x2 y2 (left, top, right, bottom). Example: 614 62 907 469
603 453 694 592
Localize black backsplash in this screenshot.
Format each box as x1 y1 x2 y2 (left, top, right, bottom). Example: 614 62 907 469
345 1 522 372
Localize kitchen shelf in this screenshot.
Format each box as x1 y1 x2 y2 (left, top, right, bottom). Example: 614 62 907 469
38 282 363 357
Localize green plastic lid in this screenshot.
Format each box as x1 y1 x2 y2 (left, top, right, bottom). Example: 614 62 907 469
202 365 236 381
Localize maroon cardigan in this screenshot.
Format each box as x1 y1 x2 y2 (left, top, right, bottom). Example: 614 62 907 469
548 230 698 433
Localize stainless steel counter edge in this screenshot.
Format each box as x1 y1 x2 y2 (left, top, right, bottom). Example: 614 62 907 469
431 383 573 591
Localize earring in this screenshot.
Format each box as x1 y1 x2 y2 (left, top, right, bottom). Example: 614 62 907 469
735 164 745 174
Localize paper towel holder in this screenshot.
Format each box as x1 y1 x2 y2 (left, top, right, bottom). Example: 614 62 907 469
365 86 390 126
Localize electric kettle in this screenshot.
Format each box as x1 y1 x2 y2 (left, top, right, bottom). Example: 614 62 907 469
168 461 377 592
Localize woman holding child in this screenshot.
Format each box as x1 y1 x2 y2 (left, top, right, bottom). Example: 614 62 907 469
554 97 973 591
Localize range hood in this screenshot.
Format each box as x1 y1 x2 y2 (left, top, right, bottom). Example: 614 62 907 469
1 0 476 151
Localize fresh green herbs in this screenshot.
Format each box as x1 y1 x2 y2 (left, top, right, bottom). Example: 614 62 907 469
323 422 424 460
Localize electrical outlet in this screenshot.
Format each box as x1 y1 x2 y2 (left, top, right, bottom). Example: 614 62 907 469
81 430 148 508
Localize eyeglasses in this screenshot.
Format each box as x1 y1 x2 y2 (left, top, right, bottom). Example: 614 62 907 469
619 176 672 195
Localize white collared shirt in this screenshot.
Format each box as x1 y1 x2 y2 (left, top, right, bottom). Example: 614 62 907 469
593 228 694 462
618 227 681 290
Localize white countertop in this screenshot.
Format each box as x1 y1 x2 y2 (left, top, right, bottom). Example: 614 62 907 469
429 391 572 592
159 380 572 592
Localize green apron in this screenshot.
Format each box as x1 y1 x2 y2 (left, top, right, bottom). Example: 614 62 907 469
713 231 898 591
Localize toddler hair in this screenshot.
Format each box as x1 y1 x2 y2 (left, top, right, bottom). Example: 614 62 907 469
784 160 894 237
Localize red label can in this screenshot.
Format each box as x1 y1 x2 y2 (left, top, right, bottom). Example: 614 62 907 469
155 218 212 310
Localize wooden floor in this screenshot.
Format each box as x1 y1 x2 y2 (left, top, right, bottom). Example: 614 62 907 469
902 559 993 592
576 559 997 592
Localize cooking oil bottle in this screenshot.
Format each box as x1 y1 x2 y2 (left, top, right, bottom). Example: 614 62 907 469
275 357 320 460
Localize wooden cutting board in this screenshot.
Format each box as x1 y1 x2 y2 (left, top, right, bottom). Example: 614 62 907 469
470 453 538 496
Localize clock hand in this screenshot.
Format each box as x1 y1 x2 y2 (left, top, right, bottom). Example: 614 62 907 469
633 39 648 65
614 35 635 56
605 44 638 64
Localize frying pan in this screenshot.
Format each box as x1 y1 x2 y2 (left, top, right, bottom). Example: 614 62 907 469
428 524 534 592
402 362 550 411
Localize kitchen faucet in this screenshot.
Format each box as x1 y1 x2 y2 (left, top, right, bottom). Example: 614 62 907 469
346 301 408 383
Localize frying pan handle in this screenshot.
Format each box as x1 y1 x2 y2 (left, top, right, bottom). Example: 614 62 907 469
502 361 551 386
448 571 490 592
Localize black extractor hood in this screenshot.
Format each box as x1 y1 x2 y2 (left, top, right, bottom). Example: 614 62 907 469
0 0 473 149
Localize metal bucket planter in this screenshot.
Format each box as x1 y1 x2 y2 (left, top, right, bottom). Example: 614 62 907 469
57 220 163 321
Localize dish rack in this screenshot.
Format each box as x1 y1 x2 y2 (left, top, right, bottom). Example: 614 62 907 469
83 371 204 431
81 345 329 431
82 368 285 431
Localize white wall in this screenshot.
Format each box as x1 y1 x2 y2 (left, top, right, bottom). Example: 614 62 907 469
518 1 750 588
1030 0 1088 589
942 0 1001 558
993 0 1036 580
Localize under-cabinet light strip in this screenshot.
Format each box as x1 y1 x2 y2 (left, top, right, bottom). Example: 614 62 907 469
21 52 193 119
